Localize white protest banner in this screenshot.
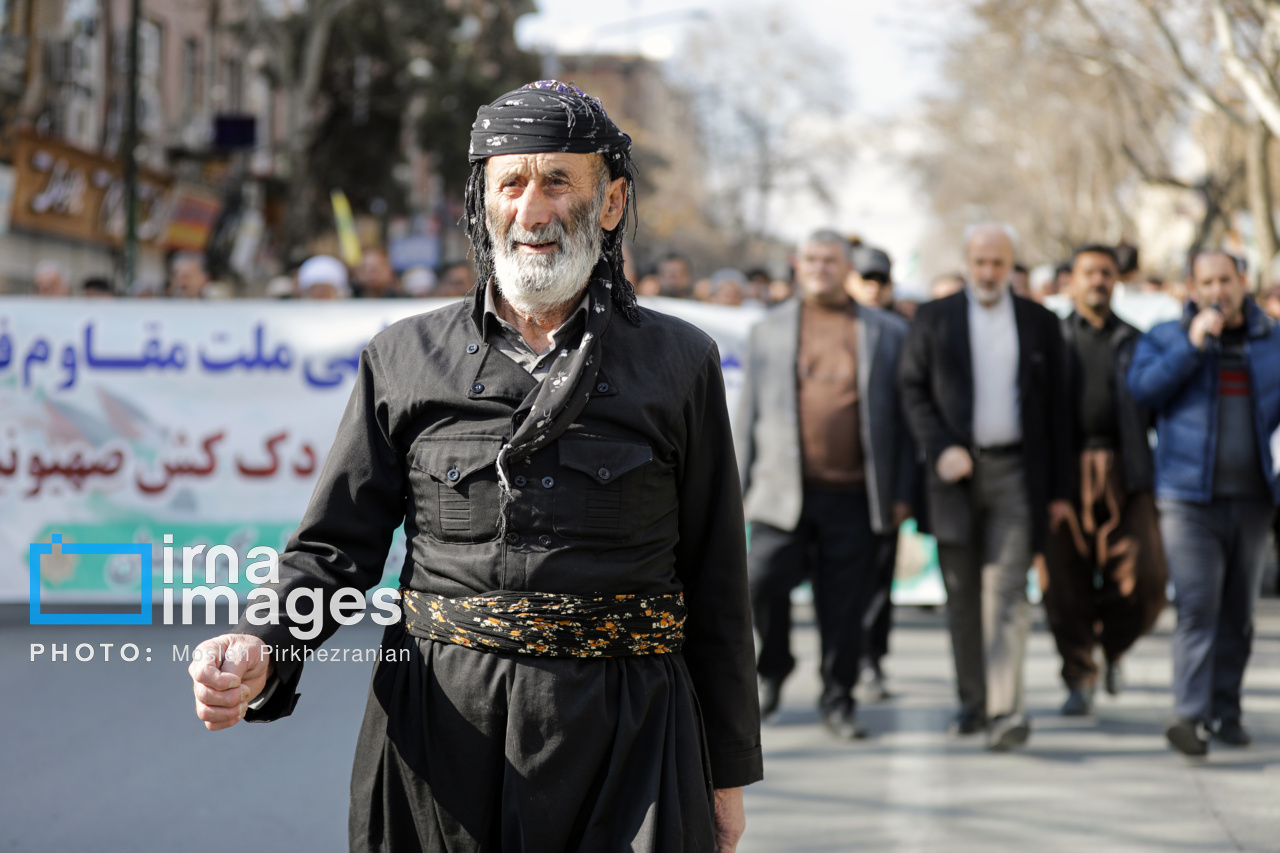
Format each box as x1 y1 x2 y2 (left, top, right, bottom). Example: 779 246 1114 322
3 295 945 608
1 296 758 604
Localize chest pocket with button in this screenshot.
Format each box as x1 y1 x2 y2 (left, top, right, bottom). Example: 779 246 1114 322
553 435 653 541
409 436 504 543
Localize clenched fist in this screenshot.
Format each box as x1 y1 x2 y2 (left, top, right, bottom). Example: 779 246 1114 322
936 445 974 484
189 633 274 731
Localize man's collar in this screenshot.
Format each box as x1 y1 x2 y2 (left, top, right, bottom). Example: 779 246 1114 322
800 295 858 315
1070 308 1116 331
964 281 1010 311
482 277 591 341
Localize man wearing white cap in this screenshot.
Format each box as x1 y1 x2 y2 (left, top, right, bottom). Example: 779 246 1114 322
298 255 350 300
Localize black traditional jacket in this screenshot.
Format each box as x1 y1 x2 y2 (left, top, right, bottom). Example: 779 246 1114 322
238 273 764 792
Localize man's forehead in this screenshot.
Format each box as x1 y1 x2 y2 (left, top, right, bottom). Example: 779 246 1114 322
967 234 1013 257
1193 252 1238 280
486 152 599 178
802 241 847 258
1075 252 1116 271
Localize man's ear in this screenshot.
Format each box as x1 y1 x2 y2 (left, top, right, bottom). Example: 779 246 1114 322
599 176 628 231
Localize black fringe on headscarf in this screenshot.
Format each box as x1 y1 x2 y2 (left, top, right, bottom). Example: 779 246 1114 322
463 155 642 326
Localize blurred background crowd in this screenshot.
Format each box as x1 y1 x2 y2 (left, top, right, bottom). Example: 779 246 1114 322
7 1 1280 311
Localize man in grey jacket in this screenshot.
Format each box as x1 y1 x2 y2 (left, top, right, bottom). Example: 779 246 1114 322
736 229 917 738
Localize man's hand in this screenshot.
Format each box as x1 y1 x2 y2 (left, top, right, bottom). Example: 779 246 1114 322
713 787 745 852
1188 308 1224 350
189 633 274 731
1048 499 1073 532
936 446 973 483
892 501 914 529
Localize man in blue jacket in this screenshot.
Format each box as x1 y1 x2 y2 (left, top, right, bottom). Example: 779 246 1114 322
1128 249 1280 756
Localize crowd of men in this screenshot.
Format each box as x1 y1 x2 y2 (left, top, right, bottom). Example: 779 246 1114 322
738 224 1280 758
22 215 1280 762
9 77 1272 851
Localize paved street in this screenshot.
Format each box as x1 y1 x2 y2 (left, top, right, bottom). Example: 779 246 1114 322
2 601 1278 852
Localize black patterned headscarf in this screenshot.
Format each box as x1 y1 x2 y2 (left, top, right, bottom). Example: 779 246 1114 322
464 80 641 324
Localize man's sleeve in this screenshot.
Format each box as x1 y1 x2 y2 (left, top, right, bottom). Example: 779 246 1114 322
733 326 760 496
883 321 920 508
674 342 763 788
239 344 407 721
898 309 963 467
1044 312 1073 502
1126 325 1202 411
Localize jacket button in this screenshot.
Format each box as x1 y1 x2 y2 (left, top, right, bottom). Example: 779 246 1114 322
467 343 479 354
446 468 461 482
505 532 519 544
598 467 610 480
471 382 484 393
596 382 609 393
541 476 555 489
514 475 527 487
538 535 552 547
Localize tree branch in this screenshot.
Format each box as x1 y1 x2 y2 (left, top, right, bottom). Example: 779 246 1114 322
1214 0 1280 135
1138 0 1246 126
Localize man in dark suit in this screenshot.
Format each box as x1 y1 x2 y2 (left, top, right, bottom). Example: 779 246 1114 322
1044 244 1167 718
737 230 917 739
899 223 1072 751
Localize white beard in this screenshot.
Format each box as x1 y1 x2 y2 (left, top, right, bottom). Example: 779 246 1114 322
489 198 604 319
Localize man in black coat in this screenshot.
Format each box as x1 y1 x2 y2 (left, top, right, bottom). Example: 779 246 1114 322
1045 244 1167 718
187 81 761 853
899 223 1072 751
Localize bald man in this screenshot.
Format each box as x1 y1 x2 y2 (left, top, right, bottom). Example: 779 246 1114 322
899 224 1071 751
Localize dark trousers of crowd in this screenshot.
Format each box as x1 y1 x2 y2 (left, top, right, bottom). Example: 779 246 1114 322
749 488 894 712
936 450 1032 723
1043 450 1167 690
1159 498 1273 725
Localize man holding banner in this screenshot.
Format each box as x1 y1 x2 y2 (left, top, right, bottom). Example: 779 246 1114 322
187 81 761 852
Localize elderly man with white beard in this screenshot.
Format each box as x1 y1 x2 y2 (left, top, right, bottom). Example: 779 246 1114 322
186 81 760 853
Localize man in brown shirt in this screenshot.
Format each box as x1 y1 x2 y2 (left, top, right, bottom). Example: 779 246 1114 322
737 229 917 738
798 298 866 487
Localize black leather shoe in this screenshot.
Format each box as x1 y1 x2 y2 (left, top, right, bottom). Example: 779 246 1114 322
1214 719 1251 747
948 710 987 736
759 677 783 721
1060 686 1094 717
1165 718 1210 756
986 715 1031 752
821 702 867 740
1104 659 1124 696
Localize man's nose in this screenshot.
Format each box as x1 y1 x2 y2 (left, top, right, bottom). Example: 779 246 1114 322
514 184 554 231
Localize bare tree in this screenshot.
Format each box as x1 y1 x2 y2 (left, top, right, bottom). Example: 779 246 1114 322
915 0 1271 273
675 5 854 249
241 0 360 257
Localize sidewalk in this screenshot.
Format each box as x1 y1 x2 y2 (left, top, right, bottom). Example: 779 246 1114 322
742 602 1280 853
2 602 1277 851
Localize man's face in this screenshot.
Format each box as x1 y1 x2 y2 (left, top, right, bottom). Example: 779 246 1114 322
847 270 892 308
304 282 342 300
358 251 395 294
1071 252 1117 316
658 258 692 297
965 229 1014 305
34 270 69 297
171 259 208 299
485 152 624 314
797 241 852 306
1264 294 1280 321
1190 253 1247 327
